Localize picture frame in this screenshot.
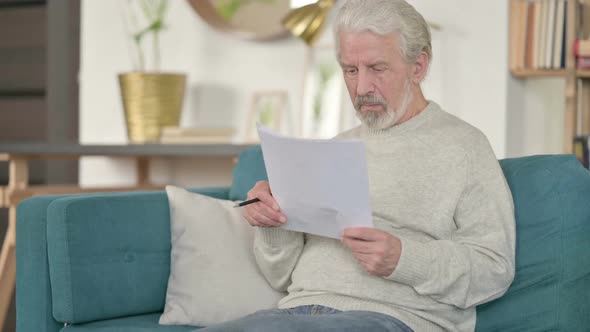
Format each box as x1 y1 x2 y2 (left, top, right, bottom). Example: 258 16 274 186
245 90 287 142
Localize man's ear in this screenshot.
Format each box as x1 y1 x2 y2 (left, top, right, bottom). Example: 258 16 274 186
412 51 429 83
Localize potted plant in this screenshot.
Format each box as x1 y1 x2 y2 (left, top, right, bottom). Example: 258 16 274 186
119 0 186 143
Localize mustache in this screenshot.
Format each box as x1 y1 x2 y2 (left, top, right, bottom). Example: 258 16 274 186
354 95 388 110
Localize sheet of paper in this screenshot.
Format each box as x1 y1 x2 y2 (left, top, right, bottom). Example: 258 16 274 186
257 124 373 239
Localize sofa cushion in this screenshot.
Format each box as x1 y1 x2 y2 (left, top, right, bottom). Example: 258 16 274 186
229 145 268 201
46 188 230 324
475 155 590 331
159 186 283 326
60 313 197 331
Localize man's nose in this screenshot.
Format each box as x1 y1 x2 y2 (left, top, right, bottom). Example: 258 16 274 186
356 70 375 96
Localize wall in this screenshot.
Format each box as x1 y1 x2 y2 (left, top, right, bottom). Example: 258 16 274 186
79 0 512 188
412 0 509 157
506 78 565 158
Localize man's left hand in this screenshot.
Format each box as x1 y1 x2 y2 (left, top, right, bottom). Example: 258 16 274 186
341 227 402 277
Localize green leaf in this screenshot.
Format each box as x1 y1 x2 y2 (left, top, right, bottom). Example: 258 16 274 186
139 0 155 22
125 0 170 71
217 0 241 21
156 0 168 21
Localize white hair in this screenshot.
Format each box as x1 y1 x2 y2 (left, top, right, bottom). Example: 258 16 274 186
334 0 432 64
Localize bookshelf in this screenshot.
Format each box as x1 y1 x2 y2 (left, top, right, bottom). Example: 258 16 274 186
509 0 590 153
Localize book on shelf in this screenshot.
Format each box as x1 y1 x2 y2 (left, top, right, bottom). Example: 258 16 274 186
525 0 536 68
542 0 548 68
510 0 568 72
159 126 236 144
548 0 556 67
577 55 590 68
160 126 235 137
553 0 566 68
575 39 590 56
159 136 234 144
532 0 544 68
510 0 527 69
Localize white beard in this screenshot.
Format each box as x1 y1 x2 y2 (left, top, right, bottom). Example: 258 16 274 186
355 79 414 129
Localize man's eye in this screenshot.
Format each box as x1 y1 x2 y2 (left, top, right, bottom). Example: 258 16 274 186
345 68 358 75
372 66 386 72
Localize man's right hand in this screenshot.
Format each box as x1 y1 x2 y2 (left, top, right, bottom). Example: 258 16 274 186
243 181 287 227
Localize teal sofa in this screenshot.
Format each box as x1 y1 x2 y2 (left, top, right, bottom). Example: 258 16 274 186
16 147 590 331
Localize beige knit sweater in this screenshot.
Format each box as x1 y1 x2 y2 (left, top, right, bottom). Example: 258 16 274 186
253 102 516 332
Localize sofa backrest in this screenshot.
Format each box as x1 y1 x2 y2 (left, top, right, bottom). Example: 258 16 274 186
42 188 229 325
476 155 590 331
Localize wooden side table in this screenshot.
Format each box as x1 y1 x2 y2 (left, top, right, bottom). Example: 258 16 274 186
0 143 253 327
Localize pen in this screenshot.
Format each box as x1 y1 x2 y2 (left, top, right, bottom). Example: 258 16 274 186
233 198 261 208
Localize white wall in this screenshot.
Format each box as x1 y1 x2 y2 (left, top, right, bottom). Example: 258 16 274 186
412 0 509 157
79 0 514 187
506 78 565 158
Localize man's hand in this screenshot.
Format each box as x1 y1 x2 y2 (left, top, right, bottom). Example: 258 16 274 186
341 227 402 277
243 181 287 227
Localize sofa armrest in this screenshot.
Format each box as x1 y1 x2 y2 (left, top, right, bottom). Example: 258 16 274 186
17 194 74 332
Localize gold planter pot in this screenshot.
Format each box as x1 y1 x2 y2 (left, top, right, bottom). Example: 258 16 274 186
118 72 186 143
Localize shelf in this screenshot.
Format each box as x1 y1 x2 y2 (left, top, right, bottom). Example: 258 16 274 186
511 69 566 78
0 1 46 9
0 143 256 158
511 69 590 79
0 89 46 98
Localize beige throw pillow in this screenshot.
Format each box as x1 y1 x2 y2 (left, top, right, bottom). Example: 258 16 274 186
159 185 285 327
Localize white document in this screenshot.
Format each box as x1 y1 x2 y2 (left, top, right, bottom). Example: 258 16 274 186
257 124 373 239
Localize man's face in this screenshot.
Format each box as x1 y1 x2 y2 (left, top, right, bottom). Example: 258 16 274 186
338 31 414 129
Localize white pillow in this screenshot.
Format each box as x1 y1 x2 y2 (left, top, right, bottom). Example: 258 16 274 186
159 185 285 327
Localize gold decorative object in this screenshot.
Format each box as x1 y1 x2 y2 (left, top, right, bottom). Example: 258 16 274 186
118 72 186 143
281 0 336 46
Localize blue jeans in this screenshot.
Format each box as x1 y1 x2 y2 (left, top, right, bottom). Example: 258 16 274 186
195 305 414 332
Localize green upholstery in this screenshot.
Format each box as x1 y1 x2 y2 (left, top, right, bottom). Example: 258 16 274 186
476 155 590 331
17 187 228 330
47 191 171 323
16 146 590 331
17 195 75 332
47 187 229 324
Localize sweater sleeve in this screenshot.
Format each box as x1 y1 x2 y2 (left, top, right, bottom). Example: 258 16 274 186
386 133 516 309
253 227 305 292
